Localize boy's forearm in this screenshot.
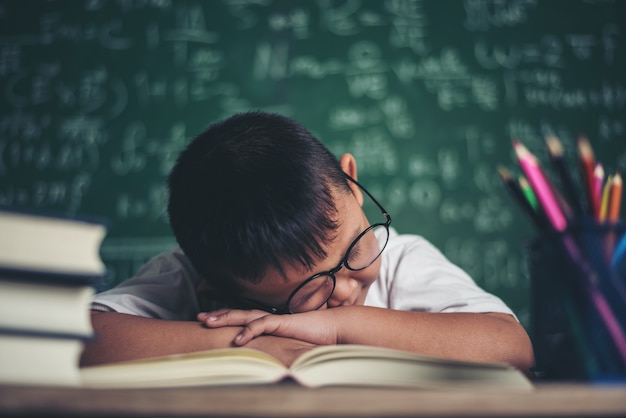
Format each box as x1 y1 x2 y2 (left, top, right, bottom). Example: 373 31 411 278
81 311 242 366
81 311 317 367
330 306 535 371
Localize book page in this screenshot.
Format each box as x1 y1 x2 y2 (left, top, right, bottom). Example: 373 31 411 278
289 345 532 390
292 344 508 369
81 347 288 388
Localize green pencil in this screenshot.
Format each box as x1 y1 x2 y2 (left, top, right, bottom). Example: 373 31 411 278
519 176 539 211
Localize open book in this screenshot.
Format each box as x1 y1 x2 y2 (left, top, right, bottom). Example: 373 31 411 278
81 344 533 390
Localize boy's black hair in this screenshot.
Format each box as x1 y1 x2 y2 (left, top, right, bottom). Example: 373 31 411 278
167 111 351 292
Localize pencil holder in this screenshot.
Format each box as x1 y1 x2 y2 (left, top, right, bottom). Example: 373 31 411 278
527 221 626 381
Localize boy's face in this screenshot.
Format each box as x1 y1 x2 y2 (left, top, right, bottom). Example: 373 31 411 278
234 187 382 313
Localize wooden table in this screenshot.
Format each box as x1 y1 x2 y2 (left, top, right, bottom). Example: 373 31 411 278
1 382 626 417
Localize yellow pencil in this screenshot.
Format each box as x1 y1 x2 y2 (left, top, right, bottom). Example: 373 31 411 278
599 175 612 222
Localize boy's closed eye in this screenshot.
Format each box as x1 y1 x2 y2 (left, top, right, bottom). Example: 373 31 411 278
291 280 331 308
347 245 363 265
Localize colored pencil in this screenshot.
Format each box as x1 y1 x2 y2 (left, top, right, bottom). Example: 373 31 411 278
545 135 585 216
577 136 596 216
518 176 538 211
502 137 626 368
599 175 612 222
513 140 568 231
609 173 623 222
593 163 605 221
498 166 546 229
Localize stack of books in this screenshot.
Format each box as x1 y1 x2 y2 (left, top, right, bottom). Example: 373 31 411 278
0 209 107 386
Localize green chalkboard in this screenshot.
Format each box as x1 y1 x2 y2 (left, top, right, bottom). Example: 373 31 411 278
1 0 625 325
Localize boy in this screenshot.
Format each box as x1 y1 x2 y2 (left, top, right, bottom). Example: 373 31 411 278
84 111 534 371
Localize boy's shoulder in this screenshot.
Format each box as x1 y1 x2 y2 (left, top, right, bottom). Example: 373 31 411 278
384 228 436 255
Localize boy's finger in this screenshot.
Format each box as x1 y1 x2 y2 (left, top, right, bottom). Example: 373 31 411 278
234 320 272 345
234 329 253 345
197 309 230 321
202 309 268 327
234 316 293 345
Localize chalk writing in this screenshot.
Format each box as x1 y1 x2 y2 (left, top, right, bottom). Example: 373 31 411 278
0 0 624 319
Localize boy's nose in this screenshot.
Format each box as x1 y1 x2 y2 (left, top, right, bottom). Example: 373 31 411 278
327 275 359 308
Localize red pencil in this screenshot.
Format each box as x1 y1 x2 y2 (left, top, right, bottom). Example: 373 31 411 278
577 136 596 216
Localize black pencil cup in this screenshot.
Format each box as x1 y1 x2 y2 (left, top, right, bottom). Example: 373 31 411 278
527 221 626 381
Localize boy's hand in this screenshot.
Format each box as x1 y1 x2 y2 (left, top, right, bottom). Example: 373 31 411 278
197 309 339 346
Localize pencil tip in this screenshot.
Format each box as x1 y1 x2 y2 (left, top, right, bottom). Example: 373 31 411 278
577 136 594 159
594 163 604 176
518 176 530 187
512 140 529 157
497 165 512 179
545 136 563 156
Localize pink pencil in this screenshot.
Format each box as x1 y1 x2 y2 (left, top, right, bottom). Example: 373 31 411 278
593 163 605 221
513 140 568 231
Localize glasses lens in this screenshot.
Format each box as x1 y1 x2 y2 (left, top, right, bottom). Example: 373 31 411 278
345 224 389 270
288 274 335 313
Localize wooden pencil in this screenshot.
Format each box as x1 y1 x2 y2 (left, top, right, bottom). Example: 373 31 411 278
609 172 623 222
599 175 612 222
513 140 567 231
577 135 596 216
593 163 605 221
546 135 585 216
498 166 549 230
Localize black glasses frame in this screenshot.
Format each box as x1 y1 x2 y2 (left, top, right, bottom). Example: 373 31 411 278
244 175 392 314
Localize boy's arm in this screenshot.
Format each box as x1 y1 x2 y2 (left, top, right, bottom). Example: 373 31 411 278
332 307 534 370
81 311 316 367
200 307 535 371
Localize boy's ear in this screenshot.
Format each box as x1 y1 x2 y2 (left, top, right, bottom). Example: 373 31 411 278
339 153 358 179
339 153 364 206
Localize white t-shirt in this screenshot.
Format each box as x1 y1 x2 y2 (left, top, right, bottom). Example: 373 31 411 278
92 228 515 319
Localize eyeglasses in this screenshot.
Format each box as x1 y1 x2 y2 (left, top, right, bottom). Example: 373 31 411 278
245 176 392 314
